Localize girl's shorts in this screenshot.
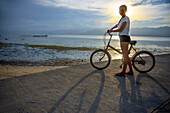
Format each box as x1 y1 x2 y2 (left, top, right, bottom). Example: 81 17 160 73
119 35 131 42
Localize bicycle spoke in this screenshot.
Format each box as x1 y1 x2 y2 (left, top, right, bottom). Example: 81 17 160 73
133 52 155 72
90 50 111 70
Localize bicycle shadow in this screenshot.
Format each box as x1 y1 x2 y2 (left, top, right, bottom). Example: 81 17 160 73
115 73 170 113
136 73 170 113
48 70 105 113
136 73 170 95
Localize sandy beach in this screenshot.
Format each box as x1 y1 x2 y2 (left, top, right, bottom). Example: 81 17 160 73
0 65 68 80
0 54 170 112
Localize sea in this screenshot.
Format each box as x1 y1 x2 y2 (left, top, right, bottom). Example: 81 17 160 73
0 34 170 62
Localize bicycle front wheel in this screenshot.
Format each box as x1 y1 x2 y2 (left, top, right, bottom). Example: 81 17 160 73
90 49 111 70
132 51 155 73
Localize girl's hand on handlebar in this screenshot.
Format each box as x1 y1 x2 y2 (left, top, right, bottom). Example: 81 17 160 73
107 29 111 33
107 30 113 36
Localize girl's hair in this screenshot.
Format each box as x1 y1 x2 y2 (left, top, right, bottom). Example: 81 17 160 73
120 5 127 11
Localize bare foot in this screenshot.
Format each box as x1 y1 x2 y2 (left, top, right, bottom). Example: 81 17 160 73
115 72 125 76
125 71 134 75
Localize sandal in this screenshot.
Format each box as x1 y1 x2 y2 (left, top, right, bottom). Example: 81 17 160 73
125 72 134 75
115 72 125 76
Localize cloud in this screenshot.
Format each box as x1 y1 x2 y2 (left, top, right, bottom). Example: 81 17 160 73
33 0 136 24
131 17 170 28
35 0 112 11
1 0 170 33
132 0 170 6
34 0 170 20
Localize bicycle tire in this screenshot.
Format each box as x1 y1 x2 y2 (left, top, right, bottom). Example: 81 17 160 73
132 51 155 73
90 49 111 70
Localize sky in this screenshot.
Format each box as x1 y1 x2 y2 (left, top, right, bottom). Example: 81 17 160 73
0 0 170 34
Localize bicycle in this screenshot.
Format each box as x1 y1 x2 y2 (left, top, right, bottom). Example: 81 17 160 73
90 32 155 73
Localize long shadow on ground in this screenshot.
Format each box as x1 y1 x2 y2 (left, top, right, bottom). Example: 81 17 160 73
115 73 170 113
48 70 105 113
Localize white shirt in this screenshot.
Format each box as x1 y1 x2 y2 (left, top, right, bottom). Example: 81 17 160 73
118 16 130 36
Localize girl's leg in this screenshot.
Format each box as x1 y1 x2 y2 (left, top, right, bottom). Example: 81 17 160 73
116 42 134 76
126 45 133 74
127 57 134 74
120 42 130 74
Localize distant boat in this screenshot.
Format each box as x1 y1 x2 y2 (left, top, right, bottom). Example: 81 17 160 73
33 35 48 37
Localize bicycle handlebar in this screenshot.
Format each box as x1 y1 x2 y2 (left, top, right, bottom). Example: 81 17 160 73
103 30 113 47
106 30 112 36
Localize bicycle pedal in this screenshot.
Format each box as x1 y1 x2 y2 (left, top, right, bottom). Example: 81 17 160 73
119 66 122 68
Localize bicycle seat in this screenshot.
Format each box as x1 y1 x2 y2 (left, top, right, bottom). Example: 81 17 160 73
130 41 137 45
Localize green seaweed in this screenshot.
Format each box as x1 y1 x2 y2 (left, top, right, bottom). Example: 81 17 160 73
0 42 98 51
0 42 12 47
26 45 97 51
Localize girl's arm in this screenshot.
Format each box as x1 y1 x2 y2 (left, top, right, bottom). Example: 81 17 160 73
110 24 118 30
110 19 121 30
108 22 127 33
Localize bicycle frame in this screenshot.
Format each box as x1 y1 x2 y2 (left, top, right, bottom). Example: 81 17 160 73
104 34 138 56
90 32 155 71
100 33 144 68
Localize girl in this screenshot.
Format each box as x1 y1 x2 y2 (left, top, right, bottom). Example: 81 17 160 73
107 5 134 76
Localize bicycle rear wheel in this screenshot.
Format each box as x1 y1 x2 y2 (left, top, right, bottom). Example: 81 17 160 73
90 49 111 70
132 51 155 73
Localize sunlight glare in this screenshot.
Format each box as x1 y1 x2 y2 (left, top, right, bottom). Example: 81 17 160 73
114 35 119 40
114 54 122 60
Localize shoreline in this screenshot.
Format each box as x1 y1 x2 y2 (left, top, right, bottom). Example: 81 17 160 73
0 53 170 66
0 58 89 66
0 58 89 80
0 54 170 80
